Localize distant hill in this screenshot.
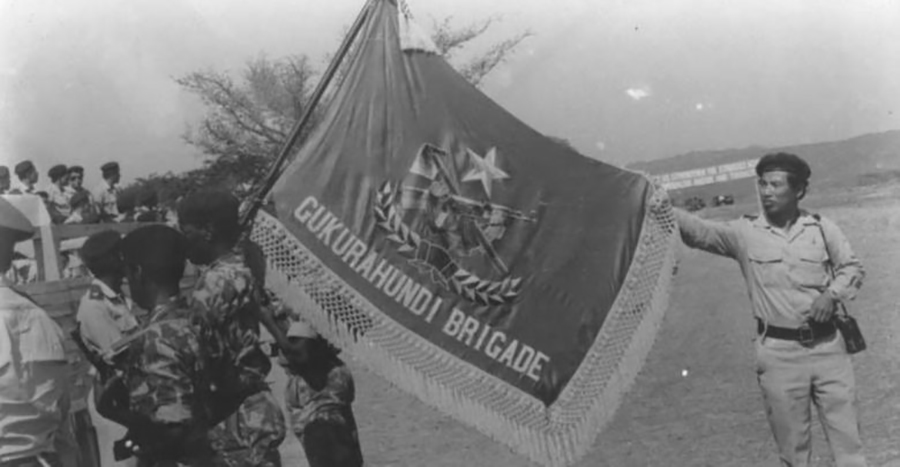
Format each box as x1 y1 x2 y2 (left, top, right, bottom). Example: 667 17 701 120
627 130 900 204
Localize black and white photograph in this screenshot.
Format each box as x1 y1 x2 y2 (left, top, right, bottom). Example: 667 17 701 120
1 0 898 466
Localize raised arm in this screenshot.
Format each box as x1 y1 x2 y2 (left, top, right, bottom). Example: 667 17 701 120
674 208 742 259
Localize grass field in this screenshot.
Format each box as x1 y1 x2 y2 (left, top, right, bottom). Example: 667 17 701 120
87 184 896 467
269 183 900 467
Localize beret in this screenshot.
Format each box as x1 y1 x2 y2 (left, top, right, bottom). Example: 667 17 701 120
121 225 187 270
68 165 84 175
101 162 120 174
0 166 8 177
14 160 36 177
48 164 68 181
177 190 240 227
0 197 34 241
755 152 811 183
80 230 122 263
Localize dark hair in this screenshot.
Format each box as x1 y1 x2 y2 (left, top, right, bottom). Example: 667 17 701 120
755 152 811 191
121 225 187 287
177 190 241 244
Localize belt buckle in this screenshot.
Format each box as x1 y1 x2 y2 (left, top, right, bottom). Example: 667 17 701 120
798 324 815 347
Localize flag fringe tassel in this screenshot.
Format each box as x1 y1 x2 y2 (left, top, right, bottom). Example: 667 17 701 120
250 185 677 467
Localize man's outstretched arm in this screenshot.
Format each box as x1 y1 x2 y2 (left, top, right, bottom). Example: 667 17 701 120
674 208 742 259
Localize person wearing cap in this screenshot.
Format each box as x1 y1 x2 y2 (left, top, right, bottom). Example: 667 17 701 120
11 160 39 195
177 190 286 467
46 165 72 223
74 230 140 467
672 152 866 466
0 197 78 467
266 291 364 467
76 230 139 359
93 162 122 223
0 166 10 195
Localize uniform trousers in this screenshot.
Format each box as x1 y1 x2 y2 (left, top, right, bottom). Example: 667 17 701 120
755 333 866 467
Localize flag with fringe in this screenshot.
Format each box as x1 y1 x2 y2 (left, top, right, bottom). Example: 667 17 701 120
250 0 677 465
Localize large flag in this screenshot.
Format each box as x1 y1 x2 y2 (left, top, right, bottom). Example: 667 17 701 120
251 0 677 465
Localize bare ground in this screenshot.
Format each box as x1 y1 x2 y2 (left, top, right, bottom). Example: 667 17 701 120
273 184 900 466
100 185 900 466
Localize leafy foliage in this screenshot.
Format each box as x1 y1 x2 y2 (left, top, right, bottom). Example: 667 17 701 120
128 15 530 207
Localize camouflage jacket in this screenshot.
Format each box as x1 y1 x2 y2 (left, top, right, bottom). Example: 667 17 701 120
189 251 271 390
114 299 204 426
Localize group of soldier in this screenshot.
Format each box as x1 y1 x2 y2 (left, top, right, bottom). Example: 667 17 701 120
0 160 159 225
0 190 362 467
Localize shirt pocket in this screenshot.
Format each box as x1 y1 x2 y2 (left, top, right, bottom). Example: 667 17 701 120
788 245 829 288
747 245 785 287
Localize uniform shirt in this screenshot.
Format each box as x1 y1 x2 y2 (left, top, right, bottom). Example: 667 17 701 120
0 278 72 462
675 209 865 328
76 279 139 357
9 181 37 195
189 251 270 388
112 299 203 426
92 181 120 221
46 184 71 219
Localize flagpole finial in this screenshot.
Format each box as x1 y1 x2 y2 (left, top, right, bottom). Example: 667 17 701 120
397 0 439 54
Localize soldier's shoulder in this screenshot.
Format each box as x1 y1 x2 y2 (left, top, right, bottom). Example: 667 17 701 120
86 284 106 300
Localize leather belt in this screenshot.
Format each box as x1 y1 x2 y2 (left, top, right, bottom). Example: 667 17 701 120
757 319 836 347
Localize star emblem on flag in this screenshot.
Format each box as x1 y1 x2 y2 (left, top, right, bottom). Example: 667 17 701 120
463 147 509 198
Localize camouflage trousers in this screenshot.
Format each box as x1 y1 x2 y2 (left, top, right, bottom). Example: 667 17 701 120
209 389 286 467
285 364 363 467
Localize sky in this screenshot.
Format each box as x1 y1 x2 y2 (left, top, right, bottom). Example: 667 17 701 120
1 0 898 187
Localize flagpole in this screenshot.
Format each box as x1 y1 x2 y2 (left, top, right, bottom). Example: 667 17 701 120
239 0 376 229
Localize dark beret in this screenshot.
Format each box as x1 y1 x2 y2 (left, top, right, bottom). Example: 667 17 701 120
80 230 122 263
101 162 120 175
177 190 240 228
755 152 811 183
68 165 84 175
121 225 187 280
70 190 91 208
14 160 36 177
48 164 68 181
0 197 34 241
0 166 8 177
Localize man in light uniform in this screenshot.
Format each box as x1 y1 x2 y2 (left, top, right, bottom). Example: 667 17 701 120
11 161 39 195
673 152 867 466
45 165 71 222
74 230 141 467
0 198 77 467
93 162 122 222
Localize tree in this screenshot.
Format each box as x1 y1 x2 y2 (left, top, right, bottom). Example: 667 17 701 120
131 15 531 203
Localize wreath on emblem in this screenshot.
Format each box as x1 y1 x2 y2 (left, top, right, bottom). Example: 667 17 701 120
374 181 522 306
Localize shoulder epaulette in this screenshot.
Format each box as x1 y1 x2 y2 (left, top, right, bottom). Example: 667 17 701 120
88 284 104 300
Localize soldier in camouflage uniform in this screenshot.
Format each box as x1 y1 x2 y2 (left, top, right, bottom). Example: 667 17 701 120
103 225 219 467
265 292 364 467
177 191 286 467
